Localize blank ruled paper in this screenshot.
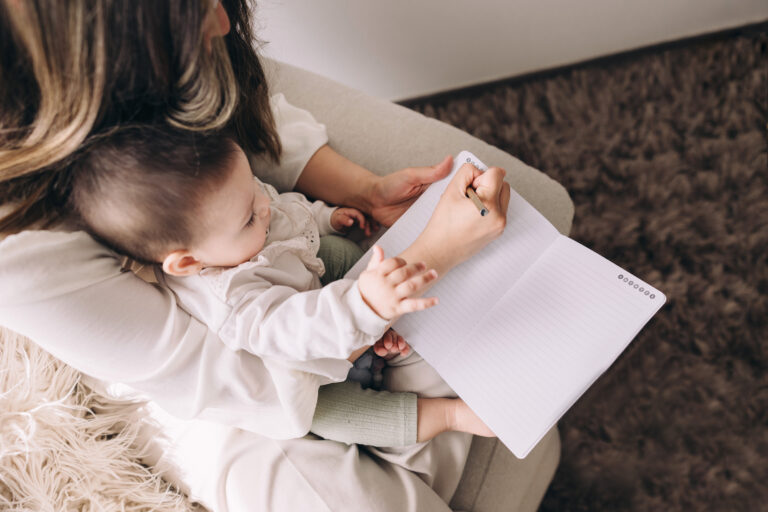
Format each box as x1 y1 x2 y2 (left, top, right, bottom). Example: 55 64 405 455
346 151 665 458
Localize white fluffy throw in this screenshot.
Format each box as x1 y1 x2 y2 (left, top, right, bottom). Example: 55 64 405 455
0 327 198 511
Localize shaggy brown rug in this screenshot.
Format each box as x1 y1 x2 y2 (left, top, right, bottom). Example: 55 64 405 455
402 25 767 512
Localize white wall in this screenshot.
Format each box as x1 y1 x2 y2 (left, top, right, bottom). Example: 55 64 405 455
255 0 768 101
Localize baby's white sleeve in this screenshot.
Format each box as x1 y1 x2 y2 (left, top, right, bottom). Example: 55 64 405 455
168 269 389 363
247 93 328 192
309 200 339 236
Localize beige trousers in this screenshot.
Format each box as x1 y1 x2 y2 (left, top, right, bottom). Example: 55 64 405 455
143 351 472 512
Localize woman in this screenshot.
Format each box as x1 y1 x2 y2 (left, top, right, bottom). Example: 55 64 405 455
0 1 510 510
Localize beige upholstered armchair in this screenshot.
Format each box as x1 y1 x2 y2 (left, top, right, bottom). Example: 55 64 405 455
267 60 570 511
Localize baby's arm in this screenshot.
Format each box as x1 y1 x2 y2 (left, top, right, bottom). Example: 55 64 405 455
165 267 391 363
166 245 430 364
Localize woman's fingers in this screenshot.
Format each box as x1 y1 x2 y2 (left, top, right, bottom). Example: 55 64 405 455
472 167 506 206
453 163 483 197
499 181 511 216
411 155 453 185
471 166 510 225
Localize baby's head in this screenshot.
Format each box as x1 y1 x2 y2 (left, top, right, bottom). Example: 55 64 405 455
70 126 271 275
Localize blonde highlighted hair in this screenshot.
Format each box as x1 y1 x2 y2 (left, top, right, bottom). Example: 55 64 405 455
0 0 280 233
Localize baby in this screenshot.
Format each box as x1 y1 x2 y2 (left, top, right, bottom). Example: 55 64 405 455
69 126 491 443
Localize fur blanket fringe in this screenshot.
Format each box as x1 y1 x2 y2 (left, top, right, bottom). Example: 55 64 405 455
0 327 197 511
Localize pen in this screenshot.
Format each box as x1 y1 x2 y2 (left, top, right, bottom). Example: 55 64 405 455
465 186 488 216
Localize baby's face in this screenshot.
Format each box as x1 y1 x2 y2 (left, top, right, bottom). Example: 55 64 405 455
192 147 271 268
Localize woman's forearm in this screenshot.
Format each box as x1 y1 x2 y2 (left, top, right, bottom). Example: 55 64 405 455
295 145 378 212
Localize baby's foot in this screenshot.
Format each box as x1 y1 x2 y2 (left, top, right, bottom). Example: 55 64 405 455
452 399 495 437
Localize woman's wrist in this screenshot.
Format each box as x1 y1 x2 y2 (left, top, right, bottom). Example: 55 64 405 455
399 236 454 279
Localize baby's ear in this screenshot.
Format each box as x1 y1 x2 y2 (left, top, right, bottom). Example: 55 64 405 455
162 250 203 276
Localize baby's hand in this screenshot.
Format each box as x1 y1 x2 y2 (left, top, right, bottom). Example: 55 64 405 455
358 246 438 320
373 328 411 359
331 207 378 236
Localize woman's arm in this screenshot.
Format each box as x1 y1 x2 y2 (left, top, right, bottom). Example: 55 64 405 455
296 146 453 227
250 94 452 227
295 145 378 214
0 230 326 439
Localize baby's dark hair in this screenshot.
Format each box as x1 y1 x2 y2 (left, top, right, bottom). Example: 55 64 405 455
69 126 241 263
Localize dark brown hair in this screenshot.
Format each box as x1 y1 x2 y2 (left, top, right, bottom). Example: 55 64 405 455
69 126 239 264
0 0 280 234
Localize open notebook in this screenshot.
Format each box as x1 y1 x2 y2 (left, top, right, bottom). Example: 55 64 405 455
346 151 665 458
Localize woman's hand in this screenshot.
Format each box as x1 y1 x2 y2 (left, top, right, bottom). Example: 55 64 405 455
401 163 511 276
368 156 453 227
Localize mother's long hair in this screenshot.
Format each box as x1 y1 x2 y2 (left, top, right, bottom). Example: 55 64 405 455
0 0 281 233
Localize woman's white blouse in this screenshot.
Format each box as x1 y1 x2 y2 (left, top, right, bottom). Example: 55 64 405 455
0 94 361 439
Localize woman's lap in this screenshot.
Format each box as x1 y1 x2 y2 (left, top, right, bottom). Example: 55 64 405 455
144 415 460 511
141 350 470 512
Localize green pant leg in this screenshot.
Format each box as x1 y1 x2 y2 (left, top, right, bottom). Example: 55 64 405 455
317 235 365 285
313 381 418 447
313 235 418 446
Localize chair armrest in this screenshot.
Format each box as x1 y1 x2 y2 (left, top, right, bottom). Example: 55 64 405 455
266 58 569 512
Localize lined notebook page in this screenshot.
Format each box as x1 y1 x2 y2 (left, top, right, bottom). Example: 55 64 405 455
346 152 560 365
345 151 665 458
435 236 665 457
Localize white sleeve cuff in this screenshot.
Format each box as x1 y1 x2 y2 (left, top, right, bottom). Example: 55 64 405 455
340 279 391 339
317 205 338 236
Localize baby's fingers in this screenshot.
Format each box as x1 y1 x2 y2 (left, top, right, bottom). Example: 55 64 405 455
365 245 385 270
395 296 439 315
394 268 438 298
373 343 389 357
349 210 366 230
376 256 408 275
382 330 394 350
387 261 427 284
395 334 411 356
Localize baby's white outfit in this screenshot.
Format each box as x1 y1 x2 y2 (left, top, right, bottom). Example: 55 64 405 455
159 179 390 433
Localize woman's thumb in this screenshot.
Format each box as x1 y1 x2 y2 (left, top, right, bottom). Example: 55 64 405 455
366 245 385 270
430 155 453 179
